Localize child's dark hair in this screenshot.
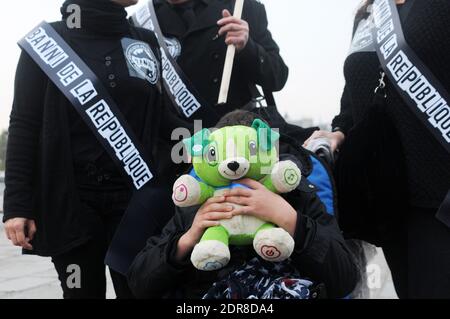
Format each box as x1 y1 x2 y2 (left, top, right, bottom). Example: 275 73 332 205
215 110 269 128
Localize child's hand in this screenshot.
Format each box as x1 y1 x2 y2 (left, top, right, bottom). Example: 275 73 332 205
176 197 234 262
224 179 298 236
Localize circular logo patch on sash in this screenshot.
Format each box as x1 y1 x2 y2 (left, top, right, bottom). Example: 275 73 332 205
126 42 160 84
164 37 182 60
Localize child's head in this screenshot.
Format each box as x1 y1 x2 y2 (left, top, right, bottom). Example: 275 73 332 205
183 110 280 187
215 110 264 128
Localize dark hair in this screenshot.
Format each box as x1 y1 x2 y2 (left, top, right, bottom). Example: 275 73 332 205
215 110 268 129
353 0 375 35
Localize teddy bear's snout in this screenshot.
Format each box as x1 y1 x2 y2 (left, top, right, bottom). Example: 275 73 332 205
219 157 250 180
227 161 240 172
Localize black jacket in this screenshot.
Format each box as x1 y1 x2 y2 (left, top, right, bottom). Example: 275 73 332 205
332 0 450 209
152 0 289 127
3 21 166 256
127 149 359 299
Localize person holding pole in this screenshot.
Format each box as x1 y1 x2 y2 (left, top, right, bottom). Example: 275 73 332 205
132 0 289 128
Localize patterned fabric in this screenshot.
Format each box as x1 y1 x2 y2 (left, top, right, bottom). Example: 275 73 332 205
203 258 313 299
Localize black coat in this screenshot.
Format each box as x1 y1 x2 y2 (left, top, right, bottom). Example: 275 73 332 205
153 0 289 127
3 21 166 256
127 150 359 299
332 0 450 209
330 0 450 245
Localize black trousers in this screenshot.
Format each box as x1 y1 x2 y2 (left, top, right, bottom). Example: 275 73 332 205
51 187 134 299
383 206 450 299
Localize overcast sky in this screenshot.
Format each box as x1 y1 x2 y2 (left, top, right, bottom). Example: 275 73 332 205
0 0 362 130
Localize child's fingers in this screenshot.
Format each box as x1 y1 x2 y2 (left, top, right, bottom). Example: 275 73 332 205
225 196 250 206
205 196 226 205
200 221 221 229
200 203 234 214
223 188 252 197
203 212 234 221
231 206 253 216
237 178 264 190
199 196 227 211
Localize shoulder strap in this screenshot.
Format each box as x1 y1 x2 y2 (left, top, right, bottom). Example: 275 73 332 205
18 21 154 190
372 0 450 154
248 84 277 108
132 2 207 118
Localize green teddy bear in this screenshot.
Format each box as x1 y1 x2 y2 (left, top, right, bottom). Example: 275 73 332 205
172 119 302 271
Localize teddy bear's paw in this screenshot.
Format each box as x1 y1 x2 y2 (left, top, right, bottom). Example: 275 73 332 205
172 175 201 207
253 227 295 262
191 240 230 271
271 160 302 193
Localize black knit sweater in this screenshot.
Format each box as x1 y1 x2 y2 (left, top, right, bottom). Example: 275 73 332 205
332 0 450 208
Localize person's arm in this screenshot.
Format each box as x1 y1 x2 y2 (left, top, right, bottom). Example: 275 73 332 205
290 191 360 298
241 3 289 92
303 86 352 152
4 51 45 221
331 85 354 136
126 210 192 299
224 179 359 299
3 51 46 249
218 3 289 92
127 197 234 298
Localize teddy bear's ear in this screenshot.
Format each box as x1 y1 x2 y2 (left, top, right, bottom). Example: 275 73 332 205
251 119 280 151
183 129 211 157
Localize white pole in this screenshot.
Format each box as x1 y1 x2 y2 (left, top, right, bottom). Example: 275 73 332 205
217 0 245 105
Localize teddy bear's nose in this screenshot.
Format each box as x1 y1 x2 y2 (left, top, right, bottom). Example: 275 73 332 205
227 161 240 172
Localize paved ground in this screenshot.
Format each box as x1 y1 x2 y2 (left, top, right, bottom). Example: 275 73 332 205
0 213 396 299
0 214 116 299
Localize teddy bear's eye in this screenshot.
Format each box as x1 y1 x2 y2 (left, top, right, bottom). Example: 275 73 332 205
206 146 217 163
249 141 257 156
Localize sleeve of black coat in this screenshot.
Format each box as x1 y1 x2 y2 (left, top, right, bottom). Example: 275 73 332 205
127 209 194 298
3 51 46 222
331 85 354 136
237 1 289 92
290 190 360 298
